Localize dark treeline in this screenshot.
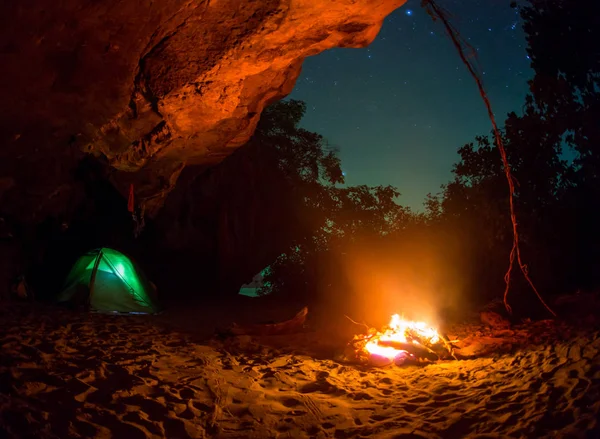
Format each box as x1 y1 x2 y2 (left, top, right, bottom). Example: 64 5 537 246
429 0 600 309
254 0 600 319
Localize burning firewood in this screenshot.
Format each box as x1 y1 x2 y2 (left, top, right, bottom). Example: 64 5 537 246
376 340 439 361
227 307 308 337
349 314 457 366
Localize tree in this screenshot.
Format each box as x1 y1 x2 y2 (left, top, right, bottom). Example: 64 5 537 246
254 102 415 301
520 0 600 291
431 0 600 305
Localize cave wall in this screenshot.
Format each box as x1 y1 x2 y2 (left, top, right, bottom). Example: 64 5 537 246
0 0 406 223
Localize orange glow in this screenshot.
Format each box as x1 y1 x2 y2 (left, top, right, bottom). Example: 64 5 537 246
357 314 441 362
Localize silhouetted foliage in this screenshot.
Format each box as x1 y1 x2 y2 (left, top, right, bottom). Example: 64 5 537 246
428 0 600 308
255 101 415 300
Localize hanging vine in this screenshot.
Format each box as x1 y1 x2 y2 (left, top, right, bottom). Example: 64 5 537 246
420 0 556 317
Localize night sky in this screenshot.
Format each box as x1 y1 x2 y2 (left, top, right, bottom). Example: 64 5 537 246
289 0 532 210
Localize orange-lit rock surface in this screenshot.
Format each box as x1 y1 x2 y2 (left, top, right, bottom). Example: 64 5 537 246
0 0 406 218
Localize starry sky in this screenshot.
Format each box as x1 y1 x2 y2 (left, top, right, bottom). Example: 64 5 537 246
288 0 532 210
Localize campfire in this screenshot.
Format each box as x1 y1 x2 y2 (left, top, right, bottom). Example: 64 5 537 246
223 306 461 366
351 314 457 366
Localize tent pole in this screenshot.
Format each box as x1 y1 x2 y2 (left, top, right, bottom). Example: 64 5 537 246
88 249 103 310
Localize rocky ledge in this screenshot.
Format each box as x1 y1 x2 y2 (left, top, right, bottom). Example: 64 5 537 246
0 0 406 219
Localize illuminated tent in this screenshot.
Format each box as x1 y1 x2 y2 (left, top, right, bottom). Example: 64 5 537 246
57 248 161 314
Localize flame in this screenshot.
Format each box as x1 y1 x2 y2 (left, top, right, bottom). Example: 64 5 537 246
358 314 441 362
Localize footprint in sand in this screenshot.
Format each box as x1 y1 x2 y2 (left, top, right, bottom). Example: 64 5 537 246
432 392 463 404
407 395 429 404
178 386 195 399
192 401 213 412
123 412 164 436
281 397 302 408
299 380 345 395
298 370 347 395
349 391 373 401
400 403 419 413
176 405 196 420
86 411 149 439
122 394 170 419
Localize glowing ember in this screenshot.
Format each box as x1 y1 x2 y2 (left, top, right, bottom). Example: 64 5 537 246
355 314 442 363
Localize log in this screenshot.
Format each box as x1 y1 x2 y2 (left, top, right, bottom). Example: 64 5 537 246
376 340 439 361
229 307 308 336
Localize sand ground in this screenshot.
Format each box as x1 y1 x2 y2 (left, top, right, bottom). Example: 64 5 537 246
1 298 599 439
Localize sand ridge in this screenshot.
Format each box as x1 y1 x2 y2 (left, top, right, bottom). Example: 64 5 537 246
1 304 599 438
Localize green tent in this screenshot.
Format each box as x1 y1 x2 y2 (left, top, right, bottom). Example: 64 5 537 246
57 247 162 314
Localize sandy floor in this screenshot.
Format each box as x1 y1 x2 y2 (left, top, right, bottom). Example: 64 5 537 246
1 301 599 439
